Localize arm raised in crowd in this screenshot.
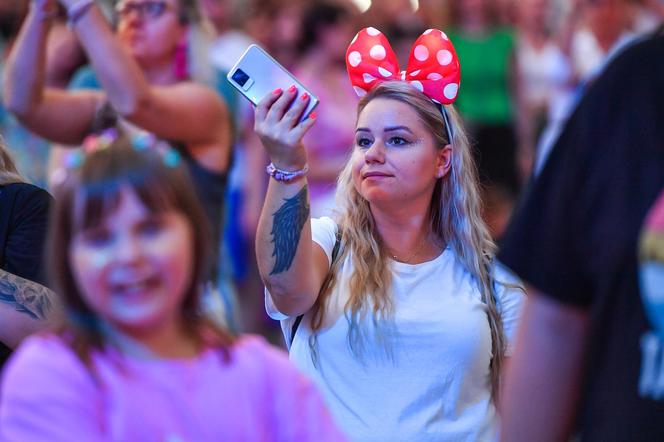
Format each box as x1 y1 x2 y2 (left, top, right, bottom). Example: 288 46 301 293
3 0 100 145
59 0 231 155
254 88 325 317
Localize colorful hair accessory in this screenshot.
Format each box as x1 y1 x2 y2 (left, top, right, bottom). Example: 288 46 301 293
51 129 181 188
131 132 157 151
163 149 182 168
346 27 461 105
64 151 85 169
82 128 118 153
129 131 181 168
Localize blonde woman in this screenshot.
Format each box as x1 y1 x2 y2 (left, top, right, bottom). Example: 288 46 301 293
0 141 56 364
254 28 525 441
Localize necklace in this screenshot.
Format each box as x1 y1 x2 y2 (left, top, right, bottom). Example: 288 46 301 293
390 237 427 264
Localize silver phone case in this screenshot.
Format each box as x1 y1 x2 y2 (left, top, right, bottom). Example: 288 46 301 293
226 44 319 121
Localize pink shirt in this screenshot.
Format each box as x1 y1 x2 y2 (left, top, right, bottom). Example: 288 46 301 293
0 334 346 441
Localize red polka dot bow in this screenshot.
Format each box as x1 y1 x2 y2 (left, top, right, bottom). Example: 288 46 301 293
346 27 461 104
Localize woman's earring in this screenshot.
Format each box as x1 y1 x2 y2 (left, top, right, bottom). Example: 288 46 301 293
174 40 188 80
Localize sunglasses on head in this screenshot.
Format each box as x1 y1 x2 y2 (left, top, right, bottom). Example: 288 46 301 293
115 0 174 20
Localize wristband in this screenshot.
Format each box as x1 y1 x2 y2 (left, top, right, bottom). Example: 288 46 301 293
266 162 309 183
67 0 94 26
33 3 59 21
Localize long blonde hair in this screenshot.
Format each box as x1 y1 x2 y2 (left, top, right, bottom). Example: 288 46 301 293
0 139 24 185
310 81 507 398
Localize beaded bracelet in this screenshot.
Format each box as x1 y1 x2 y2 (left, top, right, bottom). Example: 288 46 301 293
67 0 94 26
266 162 309 183
33 2 59 21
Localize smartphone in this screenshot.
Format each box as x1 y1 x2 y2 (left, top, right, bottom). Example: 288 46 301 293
226 44 319 122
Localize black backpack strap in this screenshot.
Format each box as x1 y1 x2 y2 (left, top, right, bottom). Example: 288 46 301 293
289 229 342 347
289 315 304 348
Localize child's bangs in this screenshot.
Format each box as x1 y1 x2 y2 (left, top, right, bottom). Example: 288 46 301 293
72 163 181 232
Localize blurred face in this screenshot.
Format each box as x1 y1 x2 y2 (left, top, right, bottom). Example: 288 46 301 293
319 21 354 62
199 0 231 30
585 0 629 39
519 0 549 29
115 0 186 66
351 98 451 207
458 0 489 20
69 187 194 335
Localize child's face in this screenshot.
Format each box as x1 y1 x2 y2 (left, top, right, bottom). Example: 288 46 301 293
69 186 194 335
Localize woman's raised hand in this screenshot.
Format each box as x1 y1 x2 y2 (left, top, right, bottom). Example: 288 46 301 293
254 85 317 170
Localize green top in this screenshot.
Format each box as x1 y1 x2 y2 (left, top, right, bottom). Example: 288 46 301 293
448 27 515 124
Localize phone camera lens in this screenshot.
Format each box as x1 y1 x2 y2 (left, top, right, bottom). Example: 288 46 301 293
232 69 250 87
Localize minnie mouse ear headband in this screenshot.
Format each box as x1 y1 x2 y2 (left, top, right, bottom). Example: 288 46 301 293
346 27 460 143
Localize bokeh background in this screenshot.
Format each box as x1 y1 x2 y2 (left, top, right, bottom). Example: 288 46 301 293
1 0 661 342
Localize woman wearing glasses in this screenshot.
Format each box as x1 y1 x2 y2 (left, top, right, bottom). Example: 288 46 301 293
4 0 231 284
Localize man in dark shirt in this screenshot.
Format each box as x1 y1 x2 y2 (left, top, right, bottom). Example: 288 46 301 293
498 32 664 441
0 150 56 365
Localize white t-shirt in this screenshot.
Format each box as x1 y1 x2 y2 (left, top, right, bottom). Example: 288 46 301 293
266 217 525 442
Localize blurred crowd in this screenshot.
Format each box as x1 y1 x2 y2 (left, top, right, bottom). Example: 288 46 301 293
1 0 662 337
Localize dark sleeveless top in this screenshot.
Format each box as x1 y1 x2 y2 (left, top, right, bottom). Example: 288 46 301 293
173 141 228 280
92 102 228 281
0 183 52 366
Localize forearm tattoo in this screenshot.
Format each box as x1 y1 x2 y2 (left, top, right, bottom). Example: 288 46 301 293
270 186 310 275
0 269 54 320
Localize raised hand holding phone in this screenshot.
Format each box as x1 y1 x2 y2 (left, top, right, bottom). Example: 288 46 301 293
254 85 317 172
227 45 319 122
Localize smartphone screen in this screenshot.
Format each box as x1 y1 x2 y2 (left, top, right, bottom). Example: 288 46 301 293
226 45 319 122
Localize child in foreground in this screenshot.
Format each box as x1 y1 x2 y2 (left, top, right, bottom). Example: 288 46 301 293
0 131 345 441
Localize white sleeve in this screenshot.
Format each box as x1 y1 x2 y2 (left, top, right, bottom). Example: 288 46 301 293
493 261 526 357
310 216 338 266
264 216 338 320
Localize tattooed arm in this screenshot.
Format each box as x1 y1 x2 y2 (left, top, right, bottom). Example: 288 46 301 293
254 87 331 316
0 268 57 348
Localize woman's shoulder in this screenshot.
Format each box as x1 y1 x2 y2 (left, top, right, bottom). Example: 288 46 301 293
1 182 52 204
311 216 338 233
311 216 340 260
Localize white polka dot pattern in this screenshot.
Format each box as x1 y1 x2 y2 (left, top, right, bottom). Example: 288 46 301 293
437 50 453 66
369 45 386 60
410 80 424 92
444 83 459 100
378 67 393 77
348 51 362 67
345 27 461 104
414 45 429 61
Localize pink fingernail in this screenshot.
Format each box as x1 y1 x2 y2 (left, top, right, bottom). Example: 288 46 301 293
301 92 309 100
272 88 282 95
288 85 297 93
309 111 317 119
